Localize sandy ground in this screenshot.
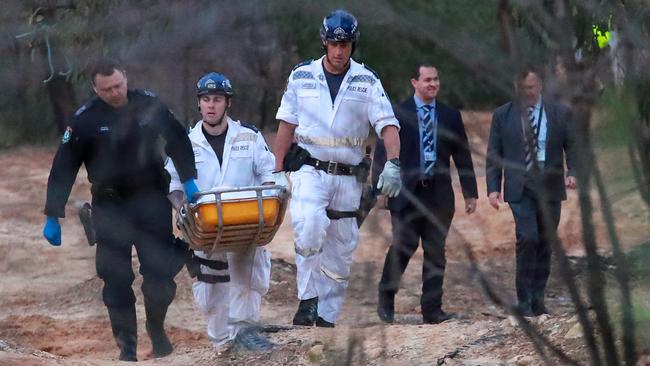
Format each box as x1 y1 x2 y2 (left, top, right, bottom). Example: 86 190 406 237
1 111 648 365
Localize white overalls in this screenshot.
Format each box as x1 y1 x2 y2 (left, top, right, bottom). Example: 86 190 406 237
276 56 399 323
165 117 275 347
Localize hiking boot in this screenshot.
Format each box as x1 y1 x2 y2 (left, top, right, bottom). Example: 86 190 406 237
233 326 274 352
315 316 335 328
292 297 318 326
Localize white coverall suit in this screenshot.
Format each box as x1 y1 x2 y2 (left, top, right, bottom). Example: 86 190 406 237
276 56 399 323
165 117 275 347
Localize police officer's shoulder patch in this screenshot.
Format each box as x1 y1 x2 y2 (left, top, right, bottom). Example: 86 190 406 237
61 126 73 144
292 59 313 71
73 97 98 117
239 121 259 133
138 89 157 98
362 64 380 79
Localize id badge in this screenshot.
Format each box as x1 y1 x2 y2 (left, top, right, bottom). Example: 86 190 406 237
424 151 436 162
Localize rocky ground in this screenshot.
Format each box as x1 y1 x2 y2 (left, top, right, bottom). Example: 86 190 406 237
1 111 648 365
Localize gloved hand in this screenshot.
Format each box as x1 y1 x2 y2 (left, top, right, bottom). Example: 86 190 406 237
377 160 402 198
182 179 200 204
272 171 289 188
43 216 61 246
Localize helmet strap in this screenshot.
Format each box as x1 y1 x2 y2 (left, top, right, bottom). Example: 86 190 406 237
205 108 227 127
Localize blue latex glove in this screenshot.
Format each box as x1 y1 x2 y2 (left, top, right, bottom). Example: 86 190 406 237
43 216 61 246
182 179 200 204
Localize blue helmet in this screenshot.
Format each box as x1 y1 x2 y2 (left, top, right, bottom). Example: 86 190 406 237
320 10 360 43
196 72 234 97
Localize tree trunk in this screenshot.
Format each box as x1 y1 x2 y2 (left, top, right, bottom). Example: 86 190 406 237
46 74 76 133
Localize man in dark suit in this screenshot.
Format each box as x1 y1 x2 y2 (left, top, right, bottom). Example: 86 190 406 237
486 67 576 316
374 63 478 324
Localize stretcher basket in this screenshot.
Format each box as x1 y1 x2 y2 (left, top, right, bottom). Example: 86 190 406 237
177 185 289 253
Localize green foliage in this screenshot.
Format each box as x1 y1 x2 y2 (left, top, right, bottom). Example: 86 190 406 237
2 0 649 146
594 88 638 149
0 94 57 148
627 242 650 285
633 299 650 350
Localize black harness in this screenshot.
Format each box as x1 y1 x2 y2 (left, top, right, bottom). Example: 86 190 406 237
283 143 375 223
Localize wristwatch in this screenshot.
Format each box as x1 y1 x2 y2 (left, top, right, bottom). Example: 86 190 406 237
389 158 401 167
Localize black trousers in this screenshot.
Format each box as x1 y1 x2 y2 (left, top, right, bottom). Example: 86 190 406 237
508 189 561 305
93 189 185 309
378 182 455 314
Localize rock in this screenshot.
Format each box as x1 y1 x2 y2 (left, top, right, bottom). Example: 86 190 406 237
308 344 324 363
366 347 383 359
536 314 550 324
566 315 578 323
507 355 521 365
518 355 535 365
564 322 583 339
508 316 519 327
476 328 490 337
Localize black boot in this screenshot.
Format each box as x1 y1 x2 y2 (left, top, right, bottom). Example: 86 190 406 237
422 309 455 324
377 293 395 323
516 301 535 317
234 326 275 352
145 302 173 358
107 306 138 362
531 290 549 316
292 297 318 326
315 316 335 328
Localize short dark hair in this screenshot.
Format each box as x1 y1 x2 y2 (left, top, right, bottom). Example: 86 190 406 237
519 65 544 81
89 58 124 84
410 62 437 80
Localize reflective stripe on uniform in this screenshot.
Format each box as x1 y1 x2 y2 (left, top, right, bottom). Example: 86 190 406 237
295 133 364 148
320 265 348 283
294 242 322 258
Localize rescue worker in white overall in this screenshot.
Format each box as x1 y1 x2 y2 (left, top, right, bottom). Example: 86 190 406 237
274 9 403 327
165 72 276 351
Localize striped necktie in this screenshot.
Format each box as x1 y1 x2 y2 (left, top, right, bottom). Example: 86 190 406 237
524 106 539 171
421 104 436 175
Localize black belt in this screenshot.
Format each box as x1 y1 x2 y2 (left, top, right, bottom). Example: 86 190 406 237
326 209 357 220
305 157 358 176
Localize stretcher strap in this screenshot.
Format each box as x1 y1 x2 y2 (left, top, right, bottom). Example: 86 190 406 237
190 253 228 270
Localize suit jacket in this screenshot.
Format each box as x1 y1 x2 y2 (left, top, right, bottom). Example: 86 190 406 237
374 97 478 212
485 100 576 202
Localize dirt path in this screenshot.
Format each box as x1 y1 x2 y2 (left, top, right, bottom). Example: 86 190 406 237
1 112 648 365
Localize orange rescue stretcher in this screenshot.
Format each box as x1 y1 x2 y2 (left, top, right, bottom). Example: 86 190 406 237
177 185 289 253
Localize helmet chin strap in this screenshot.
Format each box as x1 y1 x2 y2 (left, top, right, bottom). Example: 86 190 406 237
205 109 227 127
200 97 231 127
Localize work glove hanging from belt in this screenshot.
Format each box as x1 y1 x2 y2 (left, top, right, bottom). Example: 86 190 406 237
377 160 402 198
43 216 62 246
183 179 200 204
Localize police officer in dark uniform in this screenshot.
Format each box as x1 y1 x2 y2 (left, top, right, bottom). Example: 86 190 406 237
42 59 200 362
